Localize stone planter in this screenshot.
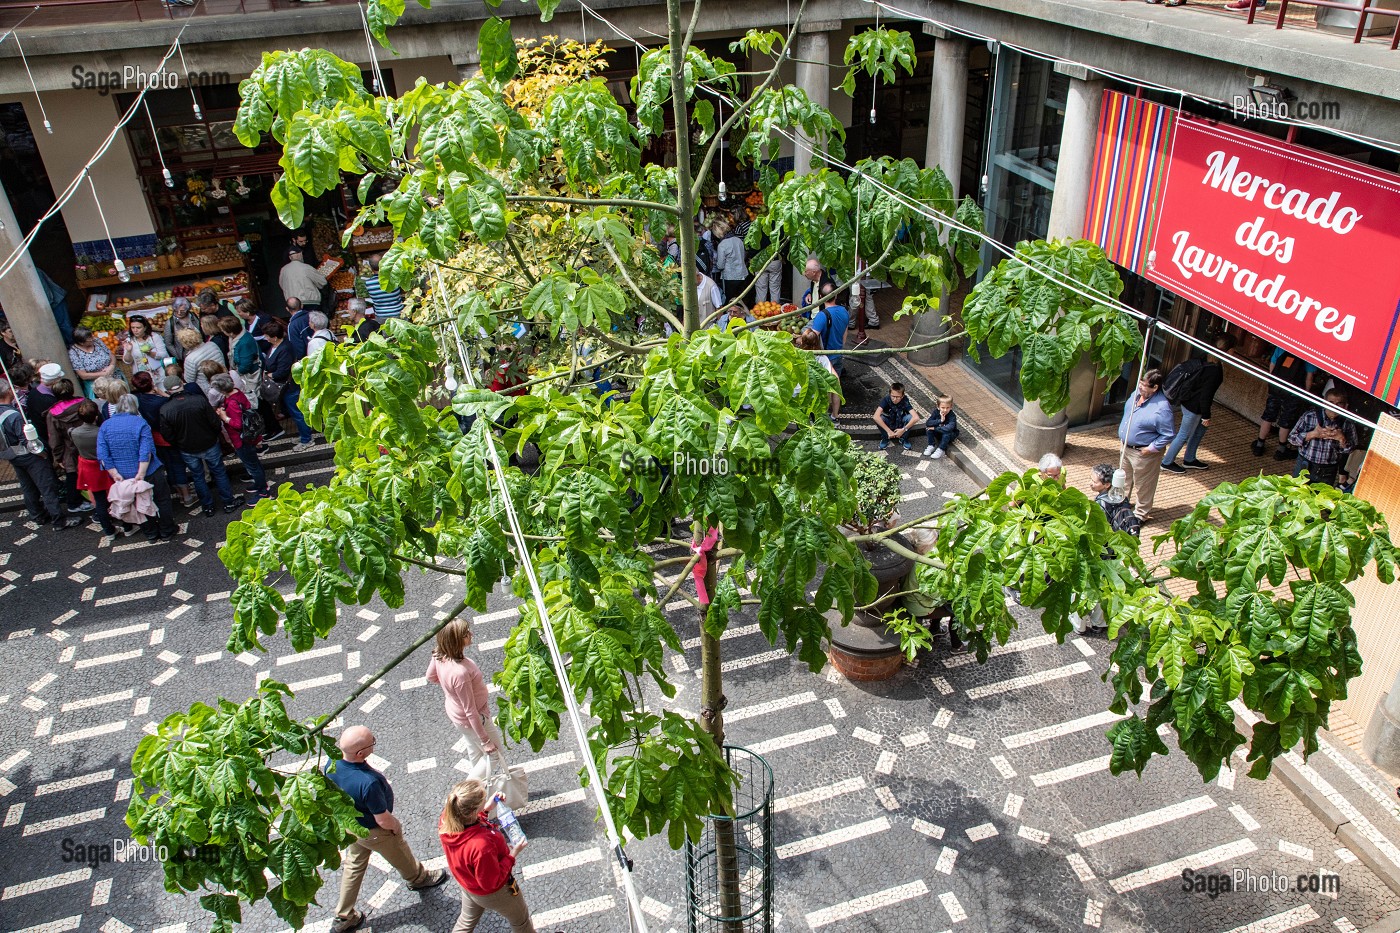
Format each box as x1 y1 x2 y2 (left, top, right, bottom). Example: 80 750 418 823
826 532 915 680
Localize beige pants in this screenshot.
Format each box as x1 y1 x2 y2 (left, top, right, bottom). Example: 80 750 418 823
1123 447 1164 520
336 826 431 919
452 879 536 933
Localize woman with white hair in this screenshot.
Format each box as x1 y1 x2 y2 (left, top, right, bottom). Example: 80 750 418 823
305 311 337 358
1038 452 1064 483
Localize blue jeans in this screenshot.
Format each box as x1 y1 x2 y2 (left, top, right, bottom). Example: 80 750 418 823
877 410 911 442
282 383 313 444
180 443 236 509
157 444 188 487
234 443 268 496
1162 408 1207 467
928 425 959 452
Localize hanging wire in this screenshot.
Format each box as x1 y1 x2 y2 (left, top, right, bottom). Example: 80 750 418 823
357 2 386 93
0 22 193 286
0 5 43 46
145 100 175 188
88 175 130 282
176 39 203 120
12 32 50 134
434 268 650 933
864 0 1400 159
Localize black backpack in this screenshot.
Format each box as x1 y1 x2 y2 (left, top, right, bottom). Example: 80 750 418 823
1163 359 1204 405
238 407 266 443
1100 497 1142 538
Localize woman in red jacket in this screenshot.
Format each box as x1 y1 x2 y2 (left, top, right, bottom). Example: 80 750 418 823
439 779 535 933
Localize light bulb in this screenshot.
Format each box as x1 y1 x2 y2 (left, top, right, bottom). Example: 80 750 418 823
42 119 52 134
22 423 43 454
718 181 727 200
192 102 203 121
163 168 174 188
1107 469 1129 504
444 363 458 392
114 258 131 283
869 107 877 125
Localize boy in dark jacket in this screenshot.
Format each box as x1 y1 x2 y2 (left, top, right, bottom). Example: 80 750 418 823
923 396 959 460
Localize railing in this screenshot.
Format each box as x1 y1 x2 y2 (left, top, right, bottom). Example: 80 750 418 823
0 0 358 29
1247 0 1400 48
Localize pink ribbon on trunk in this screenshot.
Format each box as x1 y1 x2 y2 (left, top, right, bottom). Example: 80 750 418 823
691 527 721 606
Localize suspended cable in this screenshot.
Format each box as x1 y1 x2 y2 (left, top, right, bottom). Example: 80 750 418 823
434 268 651 933
12 32 50 134
0 21 193 287
88 175 131 283
175 39 203 120
864 0 1400 159
0 5 43 45
145 99 176 189
357 3 386 94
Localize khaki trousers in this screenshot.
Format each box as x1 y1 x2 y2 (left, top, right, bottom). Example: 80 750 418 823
452 879 536 933
1123 447 1164 520
336 826 430 919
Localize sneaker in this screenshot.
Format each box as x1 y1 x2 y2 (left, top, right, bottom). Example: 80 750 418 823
866 319 881 329
222 495 247 514
1274 444 1297 461
1161 461 1187 474
67 502 95 513
923 445 936 457
407 868 450 891
201 506 216 518
931 448 945 460
1182 460 1209 471
330 910 365 933
878 439 889 450
901 439 912 451
265 429 287 442
291 441 316 452
1251 439 1268 457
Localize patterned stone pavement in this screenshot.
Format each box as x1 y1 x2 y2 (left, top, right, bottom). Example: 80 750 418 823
2 443 1400 933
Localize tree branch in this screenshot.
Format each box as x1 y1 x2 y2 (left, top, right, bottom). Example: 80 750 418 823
507 194 680 216
394 553 467 576
601 238 685 331
310 596 471 736
689 0 810 203
503 232 538 288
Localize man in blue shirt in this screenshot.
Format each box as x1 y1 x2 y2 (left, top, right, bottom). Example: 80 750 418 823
324 726 447 932
808 283 849 375
286 297 313 361
95 395 178 541
1117 368 1176 522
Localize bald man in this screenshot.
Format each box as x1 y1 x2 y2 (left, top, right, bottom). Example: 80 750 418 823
324 726 447 933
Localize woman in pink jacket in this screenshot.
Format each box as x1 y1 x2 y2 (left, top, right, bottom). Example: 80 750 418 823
427 619 512 795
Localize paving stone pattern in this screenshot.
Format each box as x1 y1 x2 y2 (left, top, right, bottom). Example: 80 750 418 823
0 444 1398 932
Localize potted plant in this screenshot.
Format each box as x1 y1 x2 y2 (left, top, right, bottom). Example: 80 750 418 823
843 451 914 615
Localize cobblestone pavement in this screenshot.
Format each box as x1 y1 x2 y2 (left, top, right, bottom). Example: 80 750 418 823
2 445 1400 933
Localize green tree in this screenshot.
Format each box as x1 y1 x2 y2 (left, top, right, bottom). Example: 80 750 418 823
125 2 1398 929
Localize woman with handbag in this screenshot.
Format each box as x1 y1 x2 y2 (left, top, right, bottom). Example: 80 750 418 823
211 373 270 503
426 618 528 809
439 779 535 933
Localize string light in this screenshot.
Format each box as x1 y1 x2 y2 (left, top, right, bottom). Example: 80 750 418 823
12 32 50 133
88 175 129 282
145 100 175 188
176 40 202 120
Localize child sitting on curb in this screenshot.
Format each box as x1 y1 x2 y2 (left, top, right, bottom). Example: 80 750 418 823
923 395 959 459
874 382 921 451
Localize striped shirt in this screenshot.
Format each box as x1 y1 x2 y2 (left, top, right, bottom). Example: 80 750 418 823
362 275 405 319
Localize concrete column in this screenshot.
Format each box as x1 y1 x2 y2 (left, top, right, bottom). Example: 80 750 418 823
1013 66 1105 463
0 180 71 382
909 28 970 367
792 21 836 300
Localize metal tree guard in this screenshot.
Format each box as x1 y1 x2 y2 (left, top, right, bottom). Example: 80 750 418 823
685 745 775 933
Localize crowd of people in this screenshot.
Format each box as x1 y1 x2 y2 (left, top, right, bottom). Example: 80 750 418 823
0 247 404 539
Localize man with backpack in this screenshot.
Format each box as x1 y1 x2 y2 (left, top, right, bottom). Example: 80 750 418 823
0 382 64 529
806 283 850 376
1161 337 1231 475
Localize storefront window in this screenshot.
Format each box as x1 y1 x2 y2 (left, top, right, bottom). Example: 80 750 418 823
967 50 1066 406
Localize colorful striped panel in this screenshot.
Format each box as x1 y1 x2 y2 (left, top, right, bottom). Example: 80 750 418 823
1082 92 1176 274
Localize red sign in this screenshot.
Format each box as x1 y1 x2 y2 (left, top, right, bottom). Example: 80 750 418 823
1143 116 1400 403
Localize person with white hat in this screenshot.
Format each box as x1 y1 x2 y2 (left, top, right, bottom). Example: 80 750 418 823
26 362 66 430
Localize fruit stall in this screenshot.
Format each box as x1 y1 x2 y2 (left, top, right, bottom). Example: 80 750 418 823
78 270 251 361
